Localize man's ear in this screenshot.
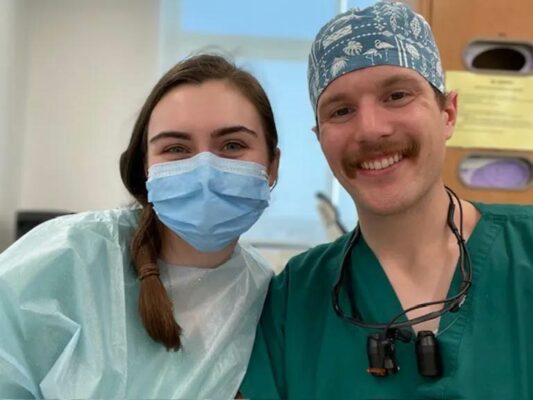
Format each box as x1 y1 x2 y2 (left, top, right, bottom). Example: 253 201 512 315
443 91 458 141
268 148 281 188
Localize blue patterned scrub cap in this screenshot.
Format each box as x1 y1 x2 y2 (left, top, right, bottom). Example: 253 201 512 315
308 1 444 112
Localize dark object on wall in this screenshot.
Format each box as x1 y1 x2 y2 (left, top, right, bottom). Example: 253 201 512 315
316 192 347 241
15 211 72 240
418 0 533 204
464 40 532 73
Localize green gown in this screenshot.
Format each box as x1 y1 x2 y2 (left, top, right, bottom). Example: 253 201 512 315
241 203 533 399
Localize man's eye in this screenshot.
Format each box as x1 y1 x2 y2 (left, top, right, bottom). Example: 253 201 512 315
333 107 352 117
388 91 409 101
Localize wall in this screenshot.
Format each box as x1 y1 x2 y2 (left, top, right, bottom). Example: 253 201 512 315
0 0 160 251
0 0 28 251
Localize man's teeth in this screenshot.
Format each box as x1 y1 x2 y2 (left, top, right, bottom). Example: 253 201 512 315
361 153 403 170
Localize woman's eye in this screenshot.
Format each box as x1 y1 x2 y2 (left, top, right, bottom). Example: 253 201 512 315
164 145 187 154
223 142 245 151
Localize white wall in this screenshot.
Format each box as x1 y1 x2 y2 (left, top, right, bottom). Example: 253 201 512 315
0 0 28 251
0 0 161 251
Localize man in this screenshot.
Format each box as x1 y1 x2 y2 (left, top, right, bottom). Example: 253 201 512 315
240 1 533 399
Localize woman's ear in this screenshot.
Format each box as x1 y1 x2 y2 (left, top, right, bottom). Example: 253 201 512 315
268 148 281 188
312 125 319 139
144 153 150 179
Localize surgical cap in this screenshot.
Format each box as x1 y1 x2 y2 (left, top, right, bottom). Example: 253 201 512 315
308 1 444 112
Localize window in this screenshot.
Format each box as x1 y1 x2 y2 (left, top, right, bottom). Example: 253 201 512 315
160 0 377 251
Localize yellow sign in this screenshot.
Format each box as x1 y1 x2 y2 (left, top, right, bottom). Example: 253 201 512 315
446 71 533 151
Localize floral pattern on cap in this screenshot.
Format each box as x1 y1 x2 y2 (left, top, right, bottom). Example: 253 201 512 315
308 1 444 112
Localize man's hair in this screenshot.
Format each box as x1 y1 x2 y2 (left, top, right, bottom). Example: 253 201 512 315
433 86 448 110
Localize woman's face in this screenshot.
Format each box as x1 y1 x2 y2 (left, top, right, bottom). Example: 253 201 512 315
146 79 278 185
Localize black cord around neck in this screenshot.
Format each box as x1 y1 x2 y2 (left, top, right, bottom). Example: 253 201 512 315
331 186 472 332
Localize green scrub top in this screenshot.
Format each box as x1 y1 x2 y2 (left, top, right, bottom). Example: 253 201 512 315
241 203 533 399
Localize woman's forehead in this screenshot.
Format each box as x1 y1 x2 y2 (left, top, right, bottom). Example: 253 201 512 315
147 81 263 139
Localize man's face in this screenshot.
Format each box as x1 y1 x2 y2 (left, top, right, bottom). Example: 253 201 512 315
316 65 457 217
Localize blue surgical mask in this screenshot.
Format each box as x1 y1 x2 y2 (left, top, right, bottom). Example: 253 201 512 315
146 152 271 253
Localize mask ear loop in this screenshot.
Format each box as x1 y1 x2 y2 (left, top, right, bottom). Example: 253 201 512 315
267 147 281 191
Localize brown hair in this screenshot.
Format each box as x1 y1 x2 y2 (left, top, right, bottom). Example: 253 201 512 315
119 54 278 350
432 86 448 110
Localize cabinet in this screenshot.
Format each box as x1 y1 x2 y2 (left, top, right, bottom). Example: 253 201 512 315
418 0 533 204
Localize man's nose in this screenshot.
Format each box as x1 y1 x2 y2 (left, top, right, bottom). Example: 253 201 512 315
353 101 393 143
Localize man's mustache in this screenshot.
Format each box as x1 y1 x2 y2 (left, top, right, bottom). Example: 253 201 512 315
344 139 419 168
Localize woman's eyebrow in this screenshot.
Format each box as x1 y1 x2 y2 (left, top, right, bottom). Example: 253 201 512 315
149 126 257 143
211 126 257 138
149 131 191 144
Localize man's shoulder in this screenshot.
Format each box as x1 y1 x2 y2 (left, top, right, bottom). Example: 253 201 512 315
475 203 533 245
282 231 353 277
264 232 353 308
475 202 533 222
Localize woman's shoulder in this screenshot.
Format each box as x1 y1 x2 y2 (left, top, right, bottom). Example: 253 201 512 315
40 207 140 236
238 242 275 277
0 208 142 398
0 207 140 279
285 232 352 274
14 207 138 246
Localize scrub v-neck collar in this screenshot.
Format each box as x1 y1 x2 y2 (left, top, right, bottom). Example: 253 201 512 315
349 203 500 339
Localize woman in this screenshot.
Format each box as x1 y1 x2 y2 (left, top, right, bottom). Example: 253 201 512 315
0 54 280 399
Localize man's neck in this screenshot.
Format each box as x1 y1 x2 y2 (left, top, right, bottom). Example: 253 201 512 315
357 184 456 275
356 185 480 332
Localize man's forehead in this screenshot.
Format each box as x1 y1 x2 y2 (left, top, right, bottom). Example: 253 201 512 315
318 67 426 106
